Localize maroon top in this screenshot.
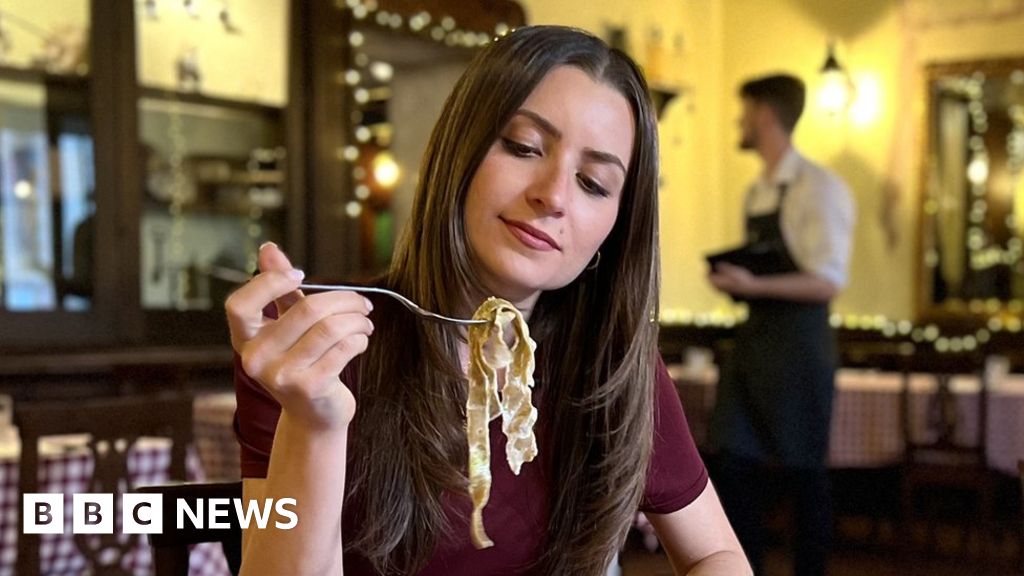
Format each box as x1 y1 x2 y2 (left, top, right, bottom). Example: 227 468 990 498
234 351 707 575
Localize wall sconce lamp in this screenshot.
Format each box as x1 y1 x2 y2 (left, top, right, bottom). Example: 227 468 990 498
818 40 854 116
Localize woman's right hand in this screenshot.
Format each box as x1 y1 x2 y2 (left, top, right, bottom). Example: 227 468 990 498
225 242 373 430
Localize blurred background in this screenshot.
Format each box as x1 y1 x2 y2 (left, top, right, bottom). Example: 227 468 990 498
0 1 1021 574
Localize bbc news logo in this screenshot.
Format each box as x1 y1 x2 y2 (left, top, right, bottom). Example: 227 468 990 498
23 494 298 534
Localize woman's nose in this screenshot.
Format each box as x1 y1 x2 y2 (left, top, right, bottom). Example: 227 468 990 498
526 164 570 216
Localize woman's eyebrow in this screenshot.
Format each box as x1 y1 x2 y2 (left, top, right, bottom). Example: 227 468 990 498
513 109 562 138
513 109 627 175
583 148 626 175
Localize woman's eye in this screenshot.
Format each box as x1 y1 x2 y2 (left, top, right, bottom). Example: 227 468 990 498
576 173 611 198
501 138 539 157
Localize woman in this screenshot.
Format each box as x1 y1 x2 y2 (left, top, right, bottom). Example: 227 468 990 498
227 25 749 576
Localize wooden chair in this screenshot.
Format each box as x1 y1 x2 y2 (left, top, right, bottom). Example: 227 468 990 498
14 394 193 576
899 351 994 555
137 481 243 576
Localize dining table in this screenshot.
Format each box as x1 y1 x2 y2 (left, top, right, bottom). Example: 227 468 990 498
668 364 1024 475
0 397 236 576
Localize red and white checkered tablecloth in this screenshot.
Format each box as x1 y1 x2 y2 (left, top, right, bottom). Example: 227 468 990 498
669 365 1024 475
827 371 917 468
0 436 231 576
986 374 1024 474
194 393 240 482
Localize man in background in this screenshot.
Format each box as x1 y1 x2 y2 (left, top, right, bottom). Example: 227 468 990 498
707 73 855 576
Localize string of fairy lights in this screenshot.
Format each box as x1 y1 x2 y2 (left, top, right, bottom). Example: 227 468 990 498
334 0 514 219
164 100 192 309
926 71 1024 275
659 307 1023 353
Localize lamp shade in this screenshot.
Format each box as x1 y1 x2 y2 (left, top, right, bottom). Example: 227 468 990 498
818 41 853 116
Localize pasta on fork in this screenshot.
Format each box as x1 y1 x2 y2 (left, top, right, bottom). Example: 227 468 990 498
465 297 538 549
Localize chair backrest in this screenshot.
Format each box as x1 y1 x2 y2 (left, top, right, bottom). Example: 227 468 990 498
14 394 193 576
137 481 243 576
899 350 987 465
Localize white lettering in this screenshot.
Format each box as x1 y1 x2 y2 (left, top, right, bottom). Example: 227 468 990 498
176 499 203 529
123 493 162 535
21 494 297 534
274 498 298 529
23 494 63 534
73 494 113 534
208 498 232 529
232 498 273 529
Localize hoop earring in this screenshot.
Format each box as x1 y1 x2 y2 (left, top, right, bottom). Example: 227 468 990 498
585 251 601 271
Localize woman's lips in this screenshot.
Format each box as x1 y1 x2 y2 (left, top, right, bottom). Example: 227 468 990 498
502 219 561 251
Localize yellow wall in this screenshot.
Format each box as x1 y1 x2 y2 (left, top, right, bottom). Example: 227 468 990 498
0 0 89 72
525 0 1024 323
521 0 732 316
136 0 289 106
0 2 288 105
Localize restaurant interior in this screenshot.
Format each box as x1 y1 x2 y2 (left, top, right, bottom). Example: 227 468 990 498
0 0 1022 574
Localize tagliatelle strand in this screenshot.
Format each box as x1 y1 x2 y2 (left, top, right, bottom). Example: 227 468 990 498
500 305 537 475
465 297 538 550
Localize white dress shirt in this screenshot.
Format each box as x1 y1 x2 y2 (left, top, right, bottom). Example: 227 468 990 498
744 147 855 288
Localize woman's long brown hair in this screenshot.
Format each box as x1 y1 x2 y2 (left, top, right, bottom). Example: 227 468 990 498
345 25 661 575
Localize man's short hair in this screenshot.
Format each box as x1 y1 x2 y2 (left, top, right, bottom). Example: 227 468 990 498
740 74 805 133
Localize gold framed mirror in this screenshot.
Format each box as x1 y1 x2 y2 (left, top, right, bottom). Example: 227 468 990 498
918 58 1024 322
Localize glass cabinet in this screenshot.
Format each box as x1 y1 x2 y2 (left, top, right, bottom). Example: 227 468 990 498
0 0 295 350
137 94 285 312
134 0 290 342
0 0 92 313
0 74 93 312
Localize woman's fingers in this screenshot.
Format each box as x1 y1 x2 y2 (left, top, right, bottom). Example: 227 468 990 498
258 242 303 315
281 311 374 369
225 268 305 350
309 334 371 382
242 308 372 429
271 317 373 400
246 291 372 361
227 243 369 429
244 298 372 380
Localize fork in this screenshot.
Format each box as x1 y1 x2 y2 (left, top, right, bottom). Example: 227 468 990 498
208 265 486 326
299 284 487 326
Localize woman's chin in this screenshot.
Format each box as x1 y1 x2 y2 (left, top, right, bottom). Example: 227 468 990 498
478 276 540 306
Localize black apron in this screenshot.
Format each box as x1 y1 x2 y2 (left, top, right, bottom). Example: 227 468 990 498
709 183 837 470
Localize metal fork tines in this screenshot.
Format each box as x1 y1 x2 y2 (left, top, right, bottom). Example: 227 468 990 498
300 284 486 326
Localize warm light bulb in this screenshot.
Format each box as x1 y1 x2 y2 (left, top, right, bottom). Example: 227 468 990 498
848 74 878 126
370 61 393 82
372 151 400 189
817 40 854 117
967 153 989 185
819 70 851 116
